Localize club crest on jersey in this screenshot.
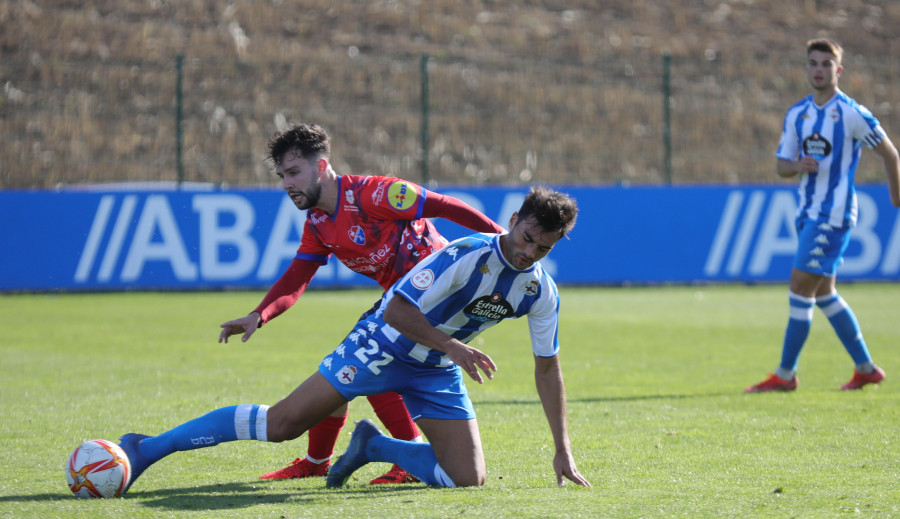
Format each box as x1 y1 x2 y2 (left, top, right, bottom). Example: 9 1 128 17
411 269 434 289
388 181 418 211
337 365 358 385
802 133 831 158
521 280 539 296
345 189 355 205
464 293 514 322
829 108 840 122
348 225 366 245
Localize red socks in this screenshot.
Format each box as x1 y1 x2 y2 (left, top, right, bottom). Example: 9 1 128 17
306 413 347 462
367 392 420 441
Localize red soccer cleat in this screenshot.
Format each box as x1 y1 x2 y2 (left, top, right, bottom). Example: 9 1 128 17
745 373 798 393
369 464 420 485
841 366 886 390
259 458 330 480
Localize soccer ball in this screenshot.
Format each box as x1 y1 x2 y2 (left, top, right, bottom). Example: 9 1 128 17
65 439 132 498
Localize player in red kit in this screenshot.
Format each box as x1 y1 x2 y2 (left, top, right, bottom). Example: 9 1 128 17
218 123 505 484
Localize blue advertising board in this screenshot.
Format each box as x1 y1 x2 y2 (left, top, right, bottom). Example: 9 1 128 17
2 184 899 292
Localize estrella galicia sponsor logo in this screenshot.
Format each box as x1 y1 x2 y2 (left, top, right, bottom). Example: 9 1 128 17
802 133 831 158
464 292 514 322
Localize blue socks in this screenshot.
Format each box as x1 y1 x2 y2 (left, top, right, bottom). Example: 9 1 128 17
779 291 873 376
366 435 455 487
779 292 814 374
816 293 872 367
137 405 269 464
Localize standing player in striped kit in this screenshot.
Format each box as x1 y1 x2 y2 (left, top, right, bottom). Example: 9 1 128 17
115 186 590 491
746 39 900 393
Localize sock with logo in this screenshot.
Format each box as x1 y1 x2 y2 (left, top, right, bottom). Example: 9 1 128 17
816 292 873 366
779 292 815 373
135 405 269 464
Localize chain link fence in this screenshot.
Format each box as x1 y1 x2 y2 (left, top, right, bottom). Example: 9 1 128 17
3 49 898 189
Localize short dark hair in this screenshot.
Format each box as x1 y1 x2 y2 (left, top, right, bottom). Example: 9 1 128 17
806 38 843 64
266 123 331 167
517 186 578 237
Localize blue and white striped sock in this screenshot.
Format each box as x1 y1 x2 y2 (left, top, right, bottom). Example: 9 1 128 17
816 292 873 369
778 291 814 375
137 404 269 463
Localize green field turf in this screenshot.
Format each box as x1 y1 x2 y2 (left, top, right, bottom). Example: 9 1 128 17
2 284 898 518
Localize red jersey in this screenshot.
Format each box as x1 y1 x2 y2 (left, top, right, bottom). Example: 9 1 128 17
296 175 448 290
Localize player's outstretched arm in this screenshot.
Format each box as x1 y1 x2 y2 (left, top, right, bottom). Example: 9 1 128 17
383 295 497 383
219 312 261 343
534 355 591 487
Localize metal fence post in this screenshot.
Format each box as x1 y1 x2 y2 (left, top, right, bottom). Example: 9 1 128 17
420 52 430 186
662 52 672 185
176 53 184 187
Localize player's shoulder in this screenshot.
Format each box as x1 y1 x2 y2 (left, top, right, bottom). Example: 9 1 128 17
835 91 877 121
447 233 495 251
789 95 813 110
784 95 812 118
352 174 426 213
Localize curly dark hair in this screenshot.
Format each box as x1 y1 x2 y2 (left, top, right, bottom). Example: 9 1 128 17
517 186 578 237
266 123 331 167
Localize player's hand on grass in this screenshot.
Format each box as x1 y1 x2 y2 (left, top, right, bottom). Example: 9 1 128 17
446 341 497 384
554 451 591 487
219 312 261 343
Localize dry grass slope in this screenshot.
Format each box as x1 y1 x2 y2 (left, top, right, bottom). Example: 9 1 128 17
1 1 899 188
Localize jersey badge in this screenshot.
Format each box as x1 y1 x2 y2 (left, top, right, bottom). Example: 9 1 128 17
521 280 539 296
336 365 358 385
348 225 366 245
345 189 355 205
411 269 434 290
479 263 490 275
829 108 840 122
388 181 418 211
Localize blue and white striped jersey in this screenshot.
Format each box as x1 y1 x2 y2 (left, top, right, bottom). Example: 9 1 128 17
776 90 887 228
369 233 560 367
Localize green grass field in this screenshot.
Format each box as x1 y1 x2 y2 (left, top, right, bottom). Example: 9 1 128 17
2 285 898 518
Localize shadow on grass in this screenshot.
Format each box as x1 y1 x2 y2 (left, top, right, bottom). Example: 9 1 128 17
477 392 736 406
136 481 424 511
3 482 424 511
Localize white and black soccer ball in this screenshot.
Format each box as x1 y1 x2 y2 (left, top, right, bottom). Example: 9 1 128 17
65 439 131 498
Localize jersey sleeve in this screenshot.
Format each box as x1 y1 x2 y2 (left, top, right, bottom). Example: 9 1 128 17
848 103 886 149
527 273 560 357
775 108 800 161
422 191 506 233
253 258 321 325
